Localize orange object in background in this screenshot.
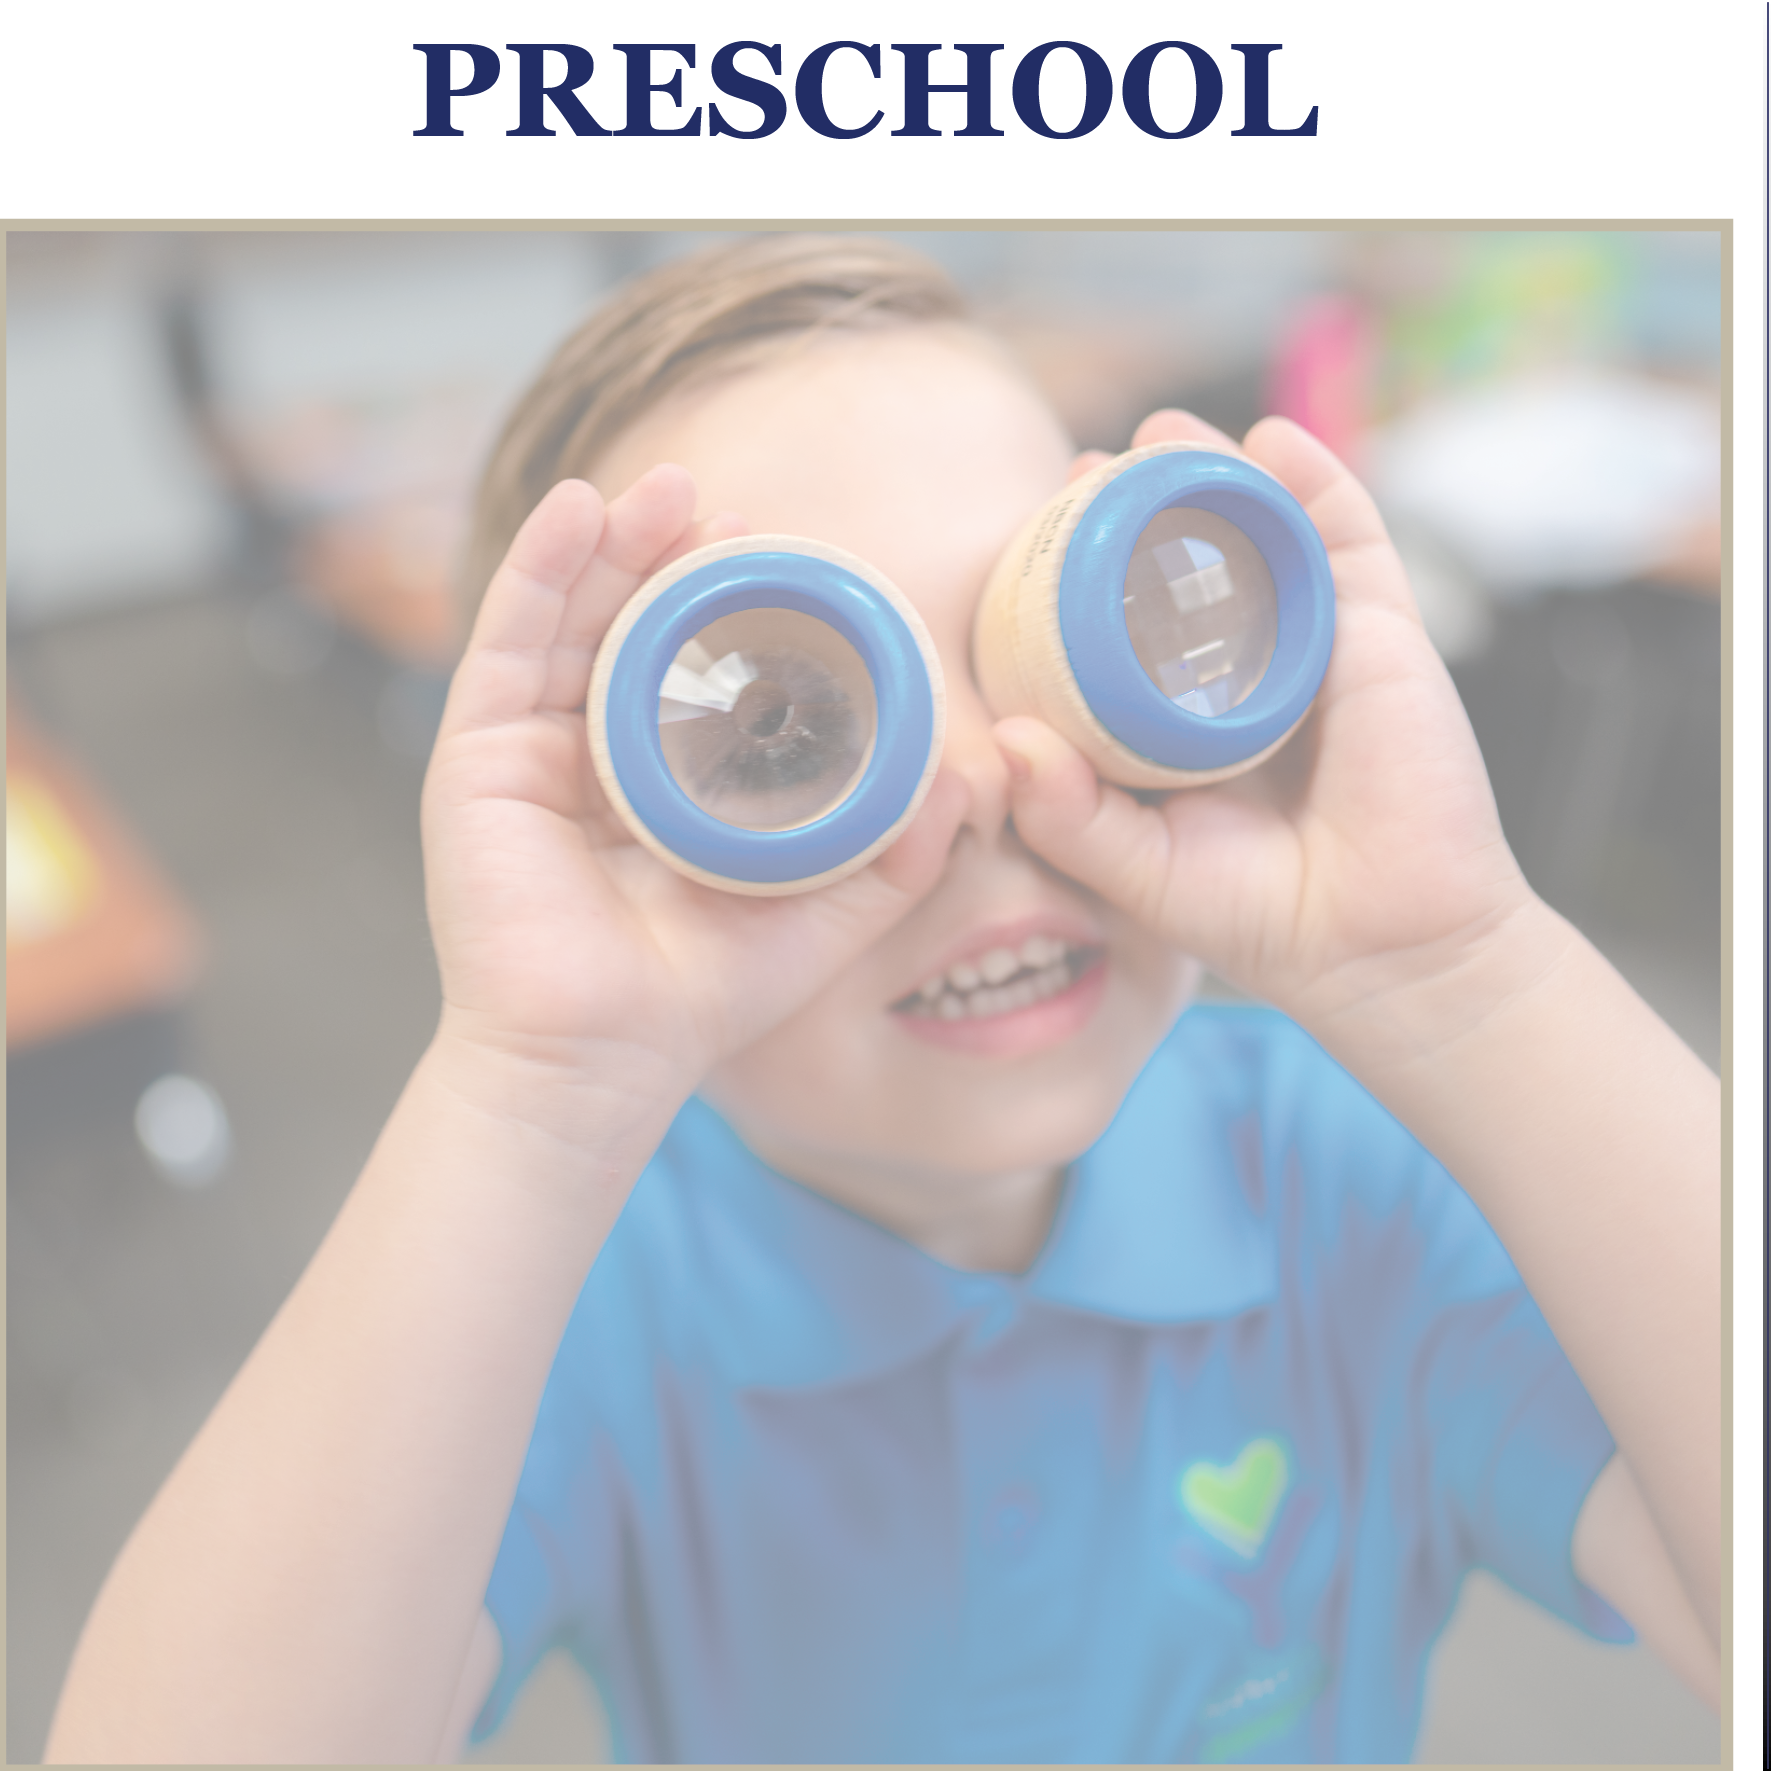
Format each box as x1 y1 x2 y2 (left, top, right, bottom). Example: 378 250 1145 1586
295 493 465 670
6 704 202 1049
231 392 481 672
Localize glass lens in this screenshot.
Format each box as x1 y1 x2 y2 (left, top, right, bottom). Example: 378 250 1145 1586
657 608 877 831
1122 508 1279 718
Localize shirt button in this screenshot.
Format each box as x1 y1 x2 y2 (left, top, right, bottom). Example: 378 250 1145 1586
982 1482 1041 1553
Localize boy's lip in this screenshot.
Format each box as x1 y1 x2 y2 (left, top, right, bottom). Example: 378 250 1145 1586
891 952 1107 1057
888 913 1109 1059
898 913 1106 998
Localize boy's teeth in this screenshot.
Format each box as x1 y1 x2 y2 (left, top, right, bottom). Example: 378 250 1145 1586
979 945 1020 985
940 937 1070 996
902 946 1081 1022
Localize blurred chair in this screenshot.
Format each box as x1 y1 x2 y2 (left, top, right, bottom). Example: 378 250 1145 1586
7 694 202 1053
1450 583 1720 972
156 252 467 672
6 688 235 1187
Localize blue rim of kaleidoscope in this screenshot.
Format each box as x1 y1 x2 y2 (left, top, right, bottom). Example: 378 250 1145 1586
1057 452 1335 770
603 550 937 883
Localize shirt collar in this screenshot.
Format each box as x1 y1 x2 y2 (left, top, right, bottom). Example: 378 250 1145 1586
669 1008 1277 1392
1025 1015 1277 1321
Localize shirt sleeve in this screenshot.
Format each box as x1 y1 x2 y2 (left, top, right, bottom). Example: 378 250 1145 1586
1359 1118 1635 1646
469 1320 612 1746
470 1489 576 1743
1422 1284 1634 1642
1260 1009 1635 1648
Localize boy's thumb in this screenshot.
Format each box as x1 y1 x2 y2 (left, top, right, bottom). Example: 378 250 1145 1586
993 718 1169 919
994 716 1090 806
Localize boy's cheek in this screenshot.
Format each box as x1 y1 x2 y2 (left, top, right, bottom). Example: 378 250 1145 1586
1155 951 1205 1017
702 942 1200 1180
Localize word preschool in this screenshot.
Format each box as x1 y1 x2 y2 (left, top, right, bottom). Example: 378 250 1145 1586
413 39 1320 142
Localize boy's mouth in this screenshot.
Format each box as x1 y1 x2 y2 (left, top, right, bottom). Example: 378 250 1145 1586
890 934 1106 1023
889 925 1110 1059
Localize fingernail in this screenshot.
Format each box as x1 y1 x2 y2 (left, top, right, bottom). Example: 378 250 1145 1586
1000 745 1032 783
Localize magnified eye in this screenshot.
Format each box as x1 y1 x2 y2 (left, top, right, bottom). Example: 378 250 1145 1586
657 608 878 831
1122 508 1279 718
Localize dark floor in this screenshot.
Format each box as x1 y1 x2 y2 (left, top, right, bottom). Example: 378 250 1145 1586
6 576 1723 1763
9 589 446 1762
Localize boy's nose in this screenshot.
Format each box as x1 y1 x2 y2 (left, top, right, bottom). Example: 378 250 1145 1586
939 672 1014 845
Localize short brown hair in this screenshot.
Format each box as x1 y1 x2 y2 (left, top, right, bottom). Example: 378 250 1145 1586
463 233 970 606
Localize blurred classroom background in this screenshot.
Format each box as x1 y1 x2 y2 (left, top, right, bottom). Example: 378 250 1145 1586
6 228 1723 1763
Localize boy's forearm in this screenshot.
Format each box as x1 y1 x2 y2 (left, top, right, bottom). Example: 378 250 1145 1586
45 1030 688 1765
1297 899 1721 1641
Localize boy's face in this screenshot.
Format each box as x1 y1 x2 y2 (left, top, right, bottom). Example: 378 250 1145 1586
593 327 1198 1215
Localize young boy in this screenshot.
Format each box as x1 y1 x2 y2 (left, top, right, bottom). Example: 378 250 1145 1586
45 236 1719 1763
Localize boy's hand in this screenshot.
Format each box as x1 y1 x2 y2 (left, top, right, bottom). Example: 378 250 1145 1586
997 411 1541 1034
422 470 964 1113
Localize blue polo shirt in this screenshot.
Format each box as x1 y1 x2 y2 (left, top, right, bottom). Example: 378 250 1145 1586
472 1005 1629 1762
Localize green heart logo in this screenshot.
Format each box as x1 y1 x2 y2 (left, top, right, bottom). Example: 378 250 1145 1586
1177 1437 1289 1559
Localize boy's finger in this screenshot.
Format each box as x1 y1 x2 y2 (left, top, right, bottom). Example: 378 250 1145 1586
1131 408 1241 453
641 770 969 1046
992 719 1177 929
658 509 748 569
863 769 970 902
445 480 608 733
1240 417 1418 620
560 464 700 633
542 505 744 722
774 771 971 979
540 464 702 710
997 718 1299 969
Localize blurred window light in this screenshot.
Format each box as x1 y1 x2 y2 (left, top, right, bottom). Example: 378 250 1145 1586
134 1073 232 1188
